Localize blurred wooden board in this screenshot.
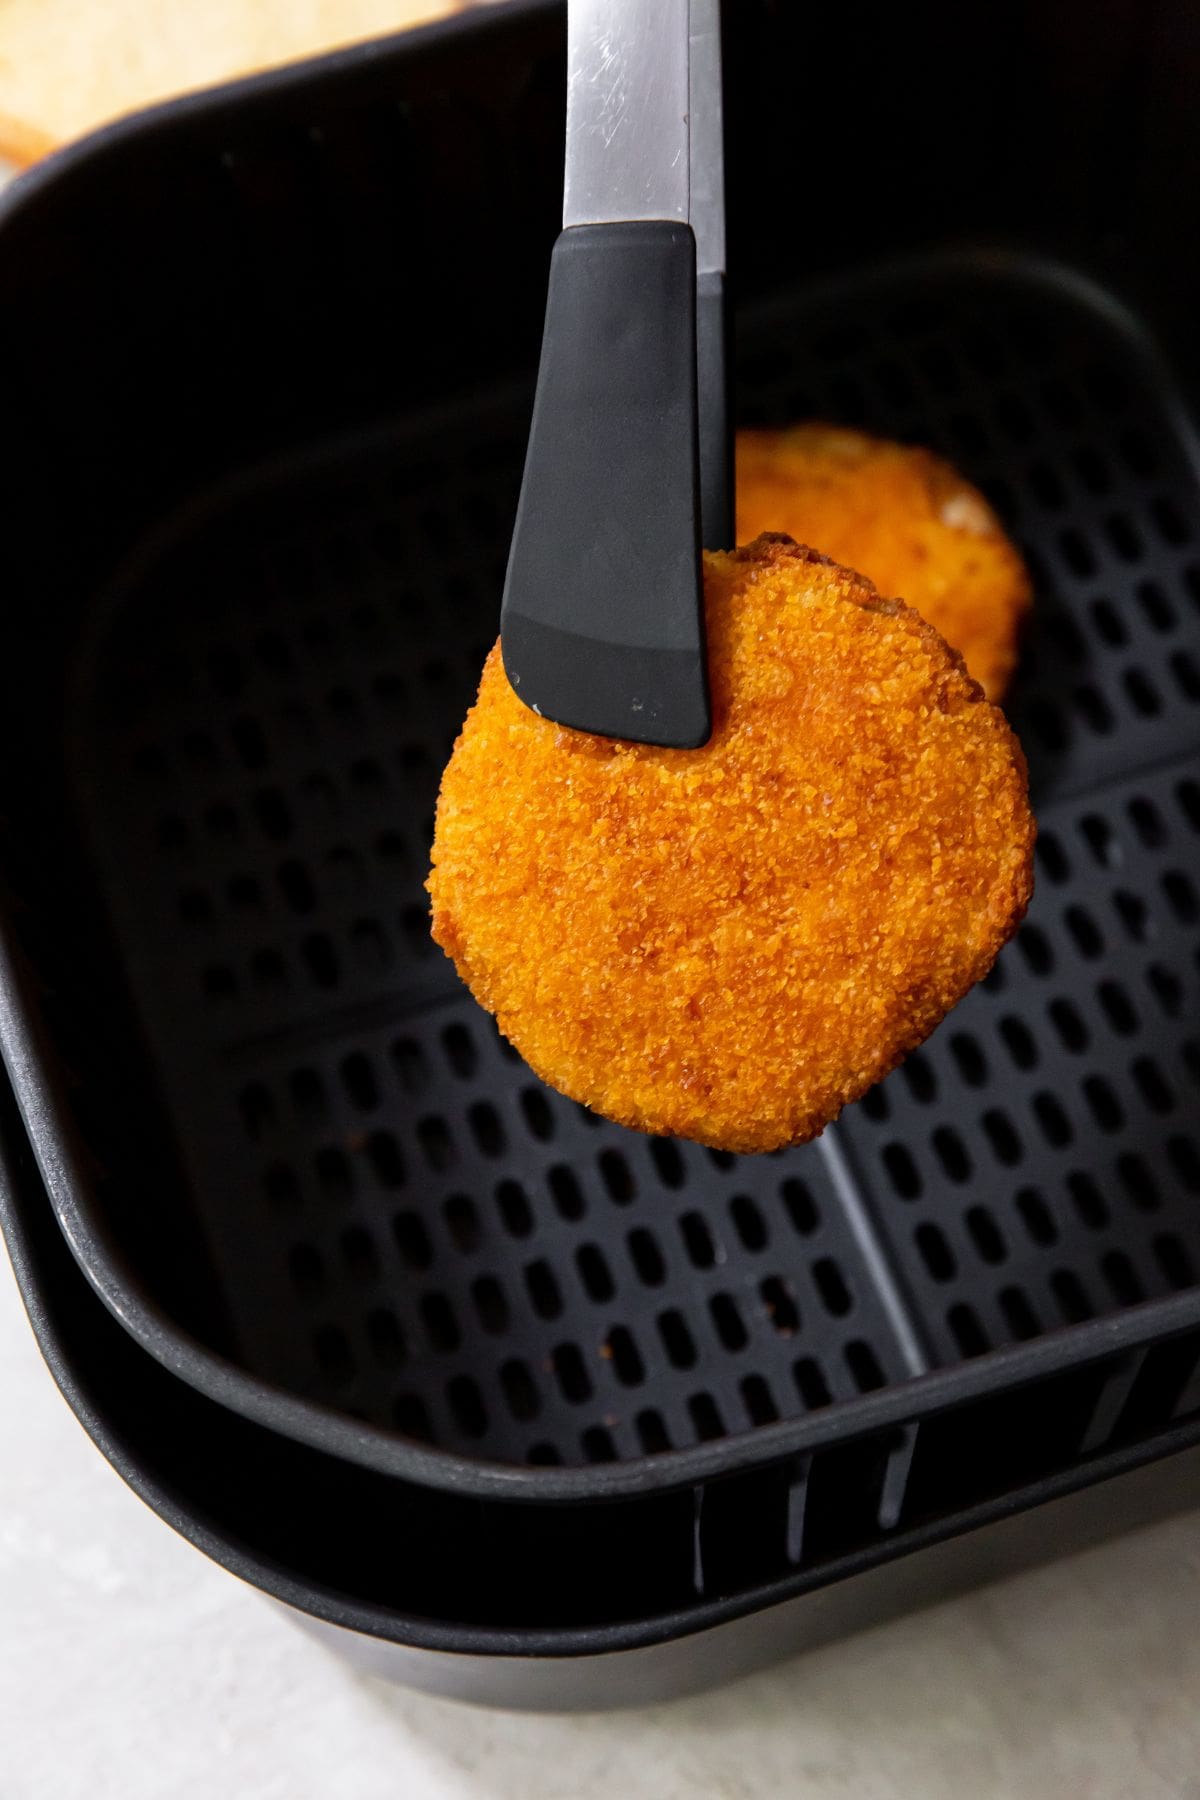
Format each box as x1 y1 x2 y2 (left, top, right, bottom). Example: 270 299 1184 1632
0 0 473 166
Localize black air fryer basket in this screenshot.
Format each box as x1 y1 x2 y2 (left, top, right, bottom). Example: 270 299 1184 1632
3 0 1200 1709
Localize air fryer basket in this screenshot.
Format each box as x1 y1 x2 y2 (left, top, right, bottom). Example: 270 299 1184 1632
61 251 1200 1472
2 0 1200 1692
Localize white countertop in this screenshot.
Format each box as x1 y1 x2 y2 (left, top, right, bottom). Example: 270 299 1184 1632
2 1239 1199 1800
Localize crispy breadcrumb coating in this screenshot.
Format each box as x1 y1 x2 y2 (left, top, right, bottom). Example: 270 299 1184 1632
429 535 1034 1153
736 425 1031 700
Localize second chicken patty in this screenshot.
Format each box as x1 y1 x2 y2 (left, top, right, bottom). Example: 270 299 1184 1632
736 424 1031 701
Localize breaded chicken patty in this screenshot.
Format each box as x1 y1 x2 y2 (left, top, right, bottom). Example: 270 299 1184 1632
429 535 1034 1153
736 425 1031 700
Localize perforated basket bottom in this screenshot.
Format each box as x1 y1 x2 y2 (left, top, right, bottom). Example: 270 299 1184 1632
70 254 1200 1467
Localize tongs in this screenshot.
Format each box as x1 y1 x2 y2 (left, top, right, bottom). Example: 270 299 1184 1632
500 0 728 748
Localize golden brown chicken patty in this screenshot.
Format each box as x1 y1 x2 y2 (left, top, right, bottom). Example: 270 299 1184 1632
429 535 1034 1153
736 425 1031 700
